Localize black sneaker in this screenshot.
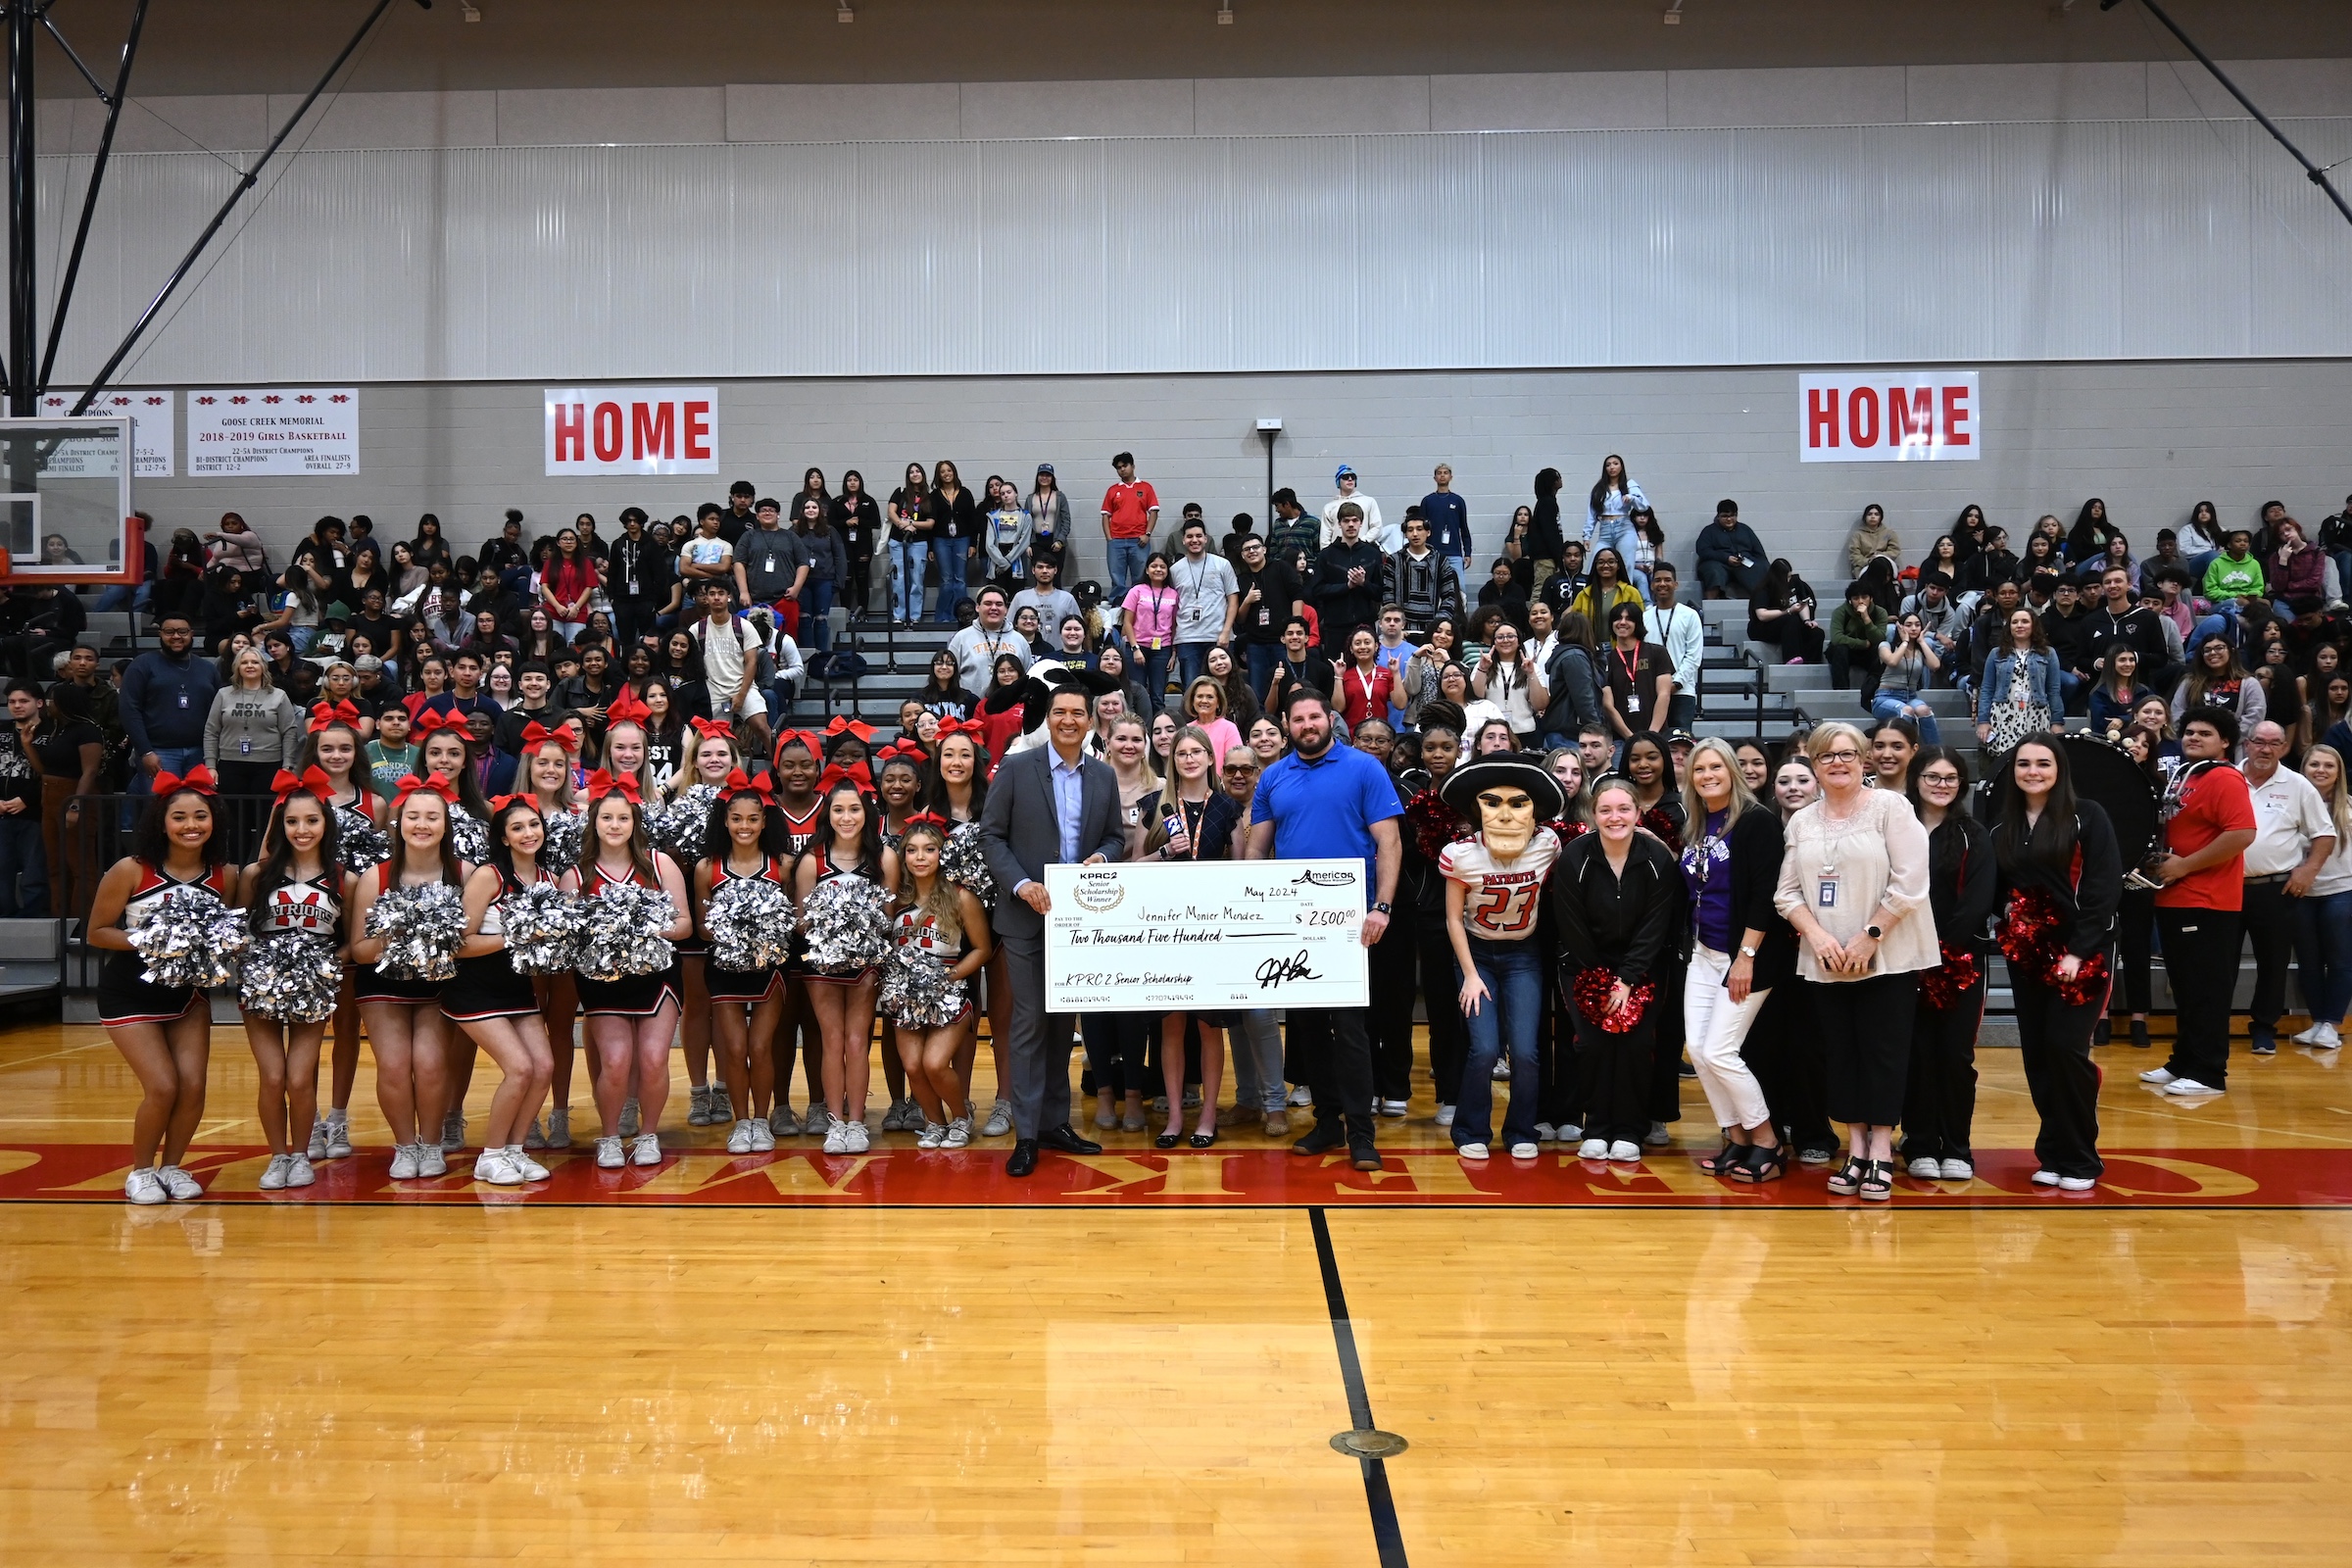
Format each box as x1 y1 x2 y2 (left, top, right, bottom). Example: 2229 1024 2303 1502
1290 1117 1346 1156
2251 1033 2278 1056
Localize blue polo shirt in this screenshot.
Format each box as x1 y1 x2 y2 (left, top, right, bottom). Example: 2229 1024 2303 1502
1250 741 1401 877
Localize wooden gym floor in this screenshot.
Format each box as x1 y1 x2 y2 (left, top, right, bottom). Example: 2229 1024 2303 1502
0 1018 2346 1565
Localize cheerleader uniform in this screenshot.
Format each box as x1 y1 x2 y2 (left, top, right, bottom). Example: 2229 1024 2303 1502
574 859 684 1016
441 868 546 1022
354 872 466 1004
891 906 973 1023
705 856 786 1004
804 846 883 986
779 800 823 858
257 866 345 944
96 861 237 1025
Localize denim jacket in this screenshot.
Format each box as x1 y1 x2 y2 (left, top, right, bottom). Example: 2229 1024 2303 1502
1976 647 2063 725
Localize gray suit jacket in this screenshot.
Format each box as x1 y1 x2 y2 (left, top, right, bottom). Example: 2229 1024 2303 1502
978 743 1127 942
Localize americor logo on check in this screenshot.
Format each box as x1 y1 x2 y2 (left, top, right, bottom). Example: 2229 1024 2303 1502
1291 869 1357 887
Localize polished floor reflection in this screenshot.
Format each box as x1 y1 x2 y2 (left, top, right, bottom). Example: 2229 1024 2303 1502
0 1021 2345 1564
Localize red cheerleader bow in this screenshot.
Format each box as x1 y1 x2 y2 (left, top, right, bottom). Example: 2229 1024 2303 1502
773 728 821 760
409 707 462 738
270 765 336 804
824 715 876 742
488 793 542 815
933 715 986 742
817 760 874 795
522 719 577 753
905 810 951 831
151 763 218 797
874 739 929 766
689 716 737 742
721 767 773 805
605 688 652 726
390 771 461 812
585 768 642 805
307 699 362 733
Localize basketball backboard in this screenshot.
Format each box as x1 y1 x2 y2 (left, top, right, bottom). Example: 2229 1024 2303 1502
0 416 140 583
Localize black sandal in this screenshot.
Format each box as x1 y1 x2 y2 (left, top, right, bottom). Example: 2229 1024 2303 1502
1729 1143 1788 1184
1859 1158 1894 1201
1697 1141 1744 1177
1827 1155 1867 1197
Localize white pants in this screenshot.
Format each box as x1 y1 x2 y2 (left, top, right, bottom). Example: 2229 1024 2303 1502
1683 943 1772 1132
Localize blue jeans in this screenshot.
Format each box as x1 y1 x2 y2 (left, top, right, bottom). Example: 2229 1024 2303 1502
1137 644 1173 716
932 537 970 624
0 811 46 917
1244 642 1281 704
1455 936 1543 1149
1107 538 1149 605
890 539 929 623
1871 687 1941 744
2295 889 2352 1025
95 582 151 612
125 743 203 831
801 578 835 655
2191 600 2249 650
1176 642 1215 690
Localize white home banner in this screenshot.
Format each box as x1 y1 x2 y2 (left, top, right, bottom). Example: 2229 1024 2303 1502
1799 370 1979 463
186 388 359 475
545 386 719 476
39 391 174 476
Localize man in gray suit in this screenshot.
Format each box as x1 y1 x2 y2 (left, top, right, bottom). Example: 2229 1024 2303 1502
979 684 1128 1176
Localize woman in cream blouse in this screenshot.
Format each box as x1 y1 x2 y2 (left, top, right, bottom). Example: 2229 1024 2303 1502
1774 721 1936 1202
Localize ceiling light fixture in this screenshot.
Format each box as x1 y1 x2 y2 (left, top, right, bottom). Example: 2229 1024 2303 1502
1663 0 1683 23
1218 3 1234 24
838 1 855 21
461 1 481 18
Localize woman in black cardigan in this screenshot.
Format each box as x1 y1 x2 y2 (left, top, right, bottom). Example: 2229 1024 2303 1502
1990 737 2123 1189
1556 775 1682 1162
1901 747 1998 1181
1676 739 1798 1181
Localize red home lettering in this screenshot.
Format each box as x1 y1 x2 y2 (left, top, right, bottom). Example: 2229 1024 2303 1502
683 401 712 461
1942 383 1972 447
1807 387 1839 448
554 403 587 464
1888 386 1934 445
592 402 624 463
1846 385 1880 449
631 401 675 462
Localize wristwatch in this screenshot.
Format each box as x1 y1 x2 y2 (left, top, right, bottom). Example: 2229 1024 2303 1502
1865 923 1884 941
1738 944 1759 958
1372 901 1393 914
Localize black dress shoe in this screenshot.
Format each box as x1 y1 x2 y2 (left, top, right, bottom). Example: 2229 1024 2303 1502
1005 1139 1040 1177
1291 1117 1346 1156
1039 1124 1102 1155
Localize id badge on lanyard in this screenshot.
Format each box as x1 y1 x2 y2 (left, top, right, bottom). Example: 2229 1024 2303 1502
1817 869 1839 909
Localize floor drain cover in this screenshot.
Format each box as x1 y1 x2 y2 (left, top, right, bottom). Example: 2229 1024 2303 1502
1330 1429 1409 1458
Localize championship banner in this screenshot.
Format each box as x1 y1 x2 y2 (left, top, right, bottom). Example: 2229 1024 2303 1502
186 388 358 475
1044 859 1369 1013
1799 369 1978 463
544 386 718 475
40 392 173 476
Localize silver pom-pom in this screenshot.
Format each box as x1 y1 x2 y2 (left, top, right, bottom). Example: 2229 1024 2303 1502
648 784 718 864
497 881 585 976
335 805 389 875
575 880 677 980
940 822 998 910
237 930 342 1022
366 881 467 982
450 810 490 865
535 808 585 875
125 883 248 989
878 943 967 1029
704 873 796 971
798 875 891 976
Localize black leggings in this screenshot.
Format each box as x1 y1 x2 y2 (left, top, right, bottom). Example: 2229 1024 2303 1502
1811 971 1920 1127
1572 1009 1654 1146
1902 979 1984 1162
2013 967 2106 1179
1742 983 1833 1151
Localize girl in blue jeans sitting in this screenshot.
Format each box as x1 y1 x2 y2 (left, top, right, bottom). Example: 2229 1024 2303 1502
1439 755 1567 1162
1871 612 1942 743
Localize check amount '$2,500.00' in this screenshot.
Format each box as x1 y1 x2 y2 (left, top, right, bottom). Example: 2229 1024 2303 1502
1042 859 1370 1012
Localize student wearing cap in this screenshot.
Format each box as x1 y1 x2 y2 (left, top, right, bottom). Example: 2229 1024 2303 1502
1321 466 1396 554
1100 452 1160 606
1025 465 1073 585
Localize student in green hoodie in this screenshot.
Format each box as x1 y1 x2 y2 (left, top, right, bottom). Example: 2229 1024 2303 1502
2194 529 2267 648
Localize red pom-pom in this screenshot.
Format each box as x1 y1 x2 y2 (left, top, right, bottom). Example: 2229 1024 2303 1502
1544 816 1591 842
1919 941 1983 1010
1406 789 1471 863
1999 887 2112 1006
1640 807 1684 856
1572 966 1653 1033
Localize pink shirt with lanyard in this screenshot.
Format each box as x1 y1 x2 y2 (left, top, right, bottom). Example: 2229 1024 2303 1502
1122 583 1178 650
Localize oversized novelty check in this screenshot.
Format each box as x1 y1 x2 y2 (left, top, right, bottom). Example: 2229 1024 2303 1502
1043 859 1370 1012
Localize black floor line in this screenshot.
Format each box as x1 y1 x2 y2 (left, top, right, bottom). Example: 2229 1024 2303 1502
1309 1205 1409 1568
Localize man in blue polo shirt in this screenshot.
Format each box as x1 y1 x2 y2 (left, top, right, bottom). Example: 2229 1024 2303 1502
1248 685 1401 1172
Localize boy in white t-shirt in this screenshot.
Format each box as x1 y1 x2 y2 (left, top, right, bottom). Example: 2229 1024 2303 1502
1437 754 1566 1162
679 511 735 590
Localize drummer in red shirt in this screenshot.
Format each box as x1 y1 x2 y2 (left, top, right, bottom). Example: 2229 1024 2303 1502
2144 705 2259 1098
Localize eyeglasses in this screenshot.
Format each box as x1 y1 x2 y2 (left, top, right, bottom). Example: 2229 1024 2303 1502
1816 749 1862 764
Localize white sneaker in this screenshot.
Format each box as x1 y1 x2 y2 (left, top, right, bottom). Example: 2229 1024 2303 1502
475 1150 523 1186
389 1143 421 1180
1491 1056 1511 1080
545 1106 572 1148
844 1120 871 1153
726 1120 755 1154
1557 1122 1583 1143
1534 1122 1556 1143
822 1121 850 1154
618 1099 641 1139
594 1135 625 1169
2164 1077 2224 1096
804 1104 831 1137
1509 1142 1540 1159
917 1121 948 1149
1435 1104 1456 1128
440 1111 466 1152
507 1146 550 1182
1607 1141 1642 1163
748 1119 775 1152
417 1144 447 1178
286 1153 317 1188
2307 1023 2342 1050
2058 1175 2097 1192
981 1099 1013 1138
710 1086 735 1122
124 1168 167 1204
1642 1120 1673 1147
1939 1158 1974 1181
1288 1085 1312 1107
1456 1142 1490 1160
1576 1138 1609 1159
768 1104 800 1139
2031 1168 2061 1187
1907 1155 1941 1180
944 1117 972 1149
2139 1066 2177 1084
158 1165 203 1200
630 1133 662 1167
325 1112 354 1160
1378 1099 1410 1116
259 1153 293 1191
306 1120 330 1161
687 1085 714 1126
